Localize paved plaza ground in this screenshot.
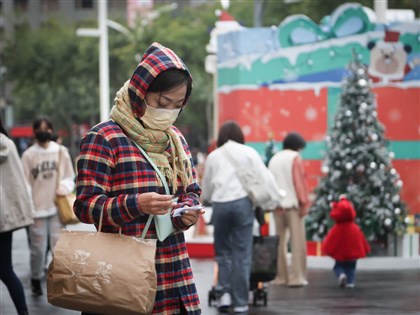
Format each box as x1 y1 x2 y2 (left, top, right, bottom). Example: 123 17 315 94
1 228 419 315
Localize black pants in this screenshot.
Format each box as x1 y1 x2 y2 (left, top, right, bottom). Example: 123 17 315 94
0 231 29 315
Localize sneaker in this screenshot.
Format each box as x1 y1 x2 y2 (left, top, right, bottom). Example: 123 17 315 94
338 273 347 288
346 283 355 289
271 278 287 285
233 305 249 313
31 279 43 296
216 292 231 311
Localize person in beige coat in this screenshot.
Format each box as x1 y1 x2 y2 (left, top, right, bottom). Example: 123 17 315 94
268 132 309 287
0 117 34 315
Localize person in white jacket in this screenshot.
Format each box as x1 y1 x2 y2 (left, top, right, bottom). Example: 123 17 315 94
21 117 75 296
0 117 33 315
202 120 276 314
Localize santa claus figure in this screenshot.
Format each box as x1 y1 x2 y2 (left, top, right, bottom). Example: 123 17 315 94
368 30 416 83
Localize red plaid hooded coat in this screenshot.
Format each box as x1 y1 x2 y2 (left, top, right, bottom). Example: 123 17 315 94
74 43 201 315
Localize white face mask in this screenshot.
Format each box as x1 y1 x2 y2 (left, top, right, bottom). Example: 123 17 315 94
141 101 181 130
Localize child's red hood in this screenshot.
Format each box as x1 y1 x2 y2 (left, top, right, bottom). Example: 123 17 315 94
330 198 356 223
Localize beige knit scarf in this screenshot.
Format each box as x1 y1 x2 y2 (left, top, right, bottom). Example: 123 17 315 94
110 81 193 193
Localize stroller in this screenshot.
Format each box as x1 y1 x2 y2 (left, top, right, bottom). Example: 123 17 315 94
208 212 279 307
249 234 279 306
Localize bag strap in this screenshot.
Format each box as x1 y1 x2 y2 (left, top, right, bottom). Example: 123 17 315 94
222 144 257 209
131 141 171 240
98 209 124 235
222 144 250 192
55 147 62 190
222 144 245 176
133 142 171 195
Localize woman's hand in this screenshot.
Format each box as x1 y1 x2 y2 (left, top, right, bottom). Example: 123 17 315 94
299 204 309 217
180 208 205 227
137 192 175 215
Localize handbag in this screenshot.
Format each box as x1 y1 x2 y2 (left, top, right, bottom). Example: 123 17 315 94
222 144 284 210
54 148 79 225
251 235 279 283
132 141 175 242
47 211 157 315
55 193 78 225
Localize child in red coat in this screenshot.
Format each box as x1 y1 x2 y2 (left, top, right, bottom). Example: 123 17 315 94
322 196 370 288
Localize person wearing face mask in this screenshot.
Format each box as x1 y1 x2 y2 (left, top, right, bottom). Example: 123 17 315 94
21 117 75 297
74 42 203 315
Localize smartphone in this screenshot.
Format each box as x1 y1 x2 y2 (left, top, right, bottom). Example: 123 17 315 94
173 205 205 217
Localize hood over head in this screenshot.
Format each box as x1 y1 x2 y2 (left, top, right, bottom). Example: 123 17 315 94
330 197 356 223
128 42 192 118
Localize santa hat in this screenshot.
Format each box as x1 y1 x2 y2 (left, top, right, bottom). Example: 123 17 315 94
217 10 236 22
384 30 400 42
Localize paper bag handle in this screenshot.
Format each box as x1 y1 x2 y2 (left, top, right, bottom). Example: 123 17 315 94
97 201 153 239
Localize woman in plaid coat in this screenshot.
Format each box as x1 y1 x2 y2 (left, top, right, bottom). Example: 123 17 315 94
74 42 203 315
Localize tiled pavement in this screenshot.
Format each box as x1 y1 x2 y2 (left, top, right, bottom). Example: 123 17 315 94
1 228 419 315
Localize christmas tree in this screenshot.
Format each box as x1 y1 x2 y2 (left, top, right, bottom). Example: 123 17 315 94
306 55 408 243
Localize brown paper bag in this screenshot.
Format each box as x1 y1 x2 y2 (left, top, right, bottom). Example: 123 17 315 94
47 230 157 315
55 194 79 225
